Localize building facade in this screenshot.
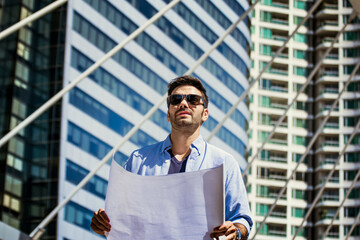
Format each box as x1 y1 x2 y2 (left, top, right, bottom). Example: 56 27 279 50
248 0 360 239
1 0 251 239
0 0 66 239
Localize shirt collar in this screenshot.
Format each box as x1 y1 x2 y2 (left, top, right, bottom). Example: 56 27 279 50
160 134 205 156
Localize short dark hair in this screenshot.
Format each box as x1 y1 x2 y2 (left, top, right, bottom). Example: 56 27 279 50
167 75 209 108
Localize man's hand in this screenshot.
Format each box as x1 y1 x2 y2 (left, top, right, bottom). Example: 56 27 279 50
210 221 248 240
90 208 111 235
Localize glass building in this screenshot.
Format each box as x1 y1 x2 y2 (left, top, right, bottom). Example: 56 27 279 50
0 0 251 239
0 0 66 239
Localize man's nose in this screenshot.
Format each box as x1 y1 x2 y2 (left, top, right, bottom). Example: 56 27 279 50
179 97 189 108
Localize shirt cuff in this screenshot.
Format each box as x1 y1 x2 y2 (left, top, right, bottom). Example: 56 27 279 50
233 218 251 239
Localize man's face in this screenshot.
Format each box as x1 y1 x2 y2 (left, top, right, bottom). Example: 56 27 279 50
167 85 209 131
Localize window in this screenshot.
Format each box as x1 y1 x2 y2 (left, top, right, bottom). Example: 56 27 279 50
65 201 93 232
343 31 360 41
294 0 309 10
8 138 25 158
260 11 272 22
256 204 268 216
344 207 359 217
66 159 108 198
257 185 269 197
260 45 271 56
291 226 306 237
344 152 360 162
293 49 308 59
293 66 308 76
344 48 360 58
344 99 360 109
293 118 308 128
345 188 360 199
292 153 308 163
293 136 308 146
69 89 156 147
293 33 308 43
5 174 22 196
292 189 307 200
292 207 306 218
344 170 357 181
260 28 272 39
67 121 127 163
293 16 308 26
344 226 360 237
344 135 360 145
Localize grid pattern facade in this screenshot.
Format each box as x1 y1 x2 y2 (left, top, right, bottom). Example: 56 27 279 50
248 0 360 239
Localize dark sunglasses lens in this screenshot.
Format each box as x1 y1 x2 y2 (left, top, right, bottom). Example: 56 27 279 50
170 95 183 105
187 95 201 104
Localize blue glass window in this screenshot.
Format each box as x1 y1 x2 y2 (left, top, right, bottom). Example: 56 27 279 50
67 121 128 164
66 159 108 198
72 11 168 95
65 201 95 232
69 88 157 147
81 0 247 97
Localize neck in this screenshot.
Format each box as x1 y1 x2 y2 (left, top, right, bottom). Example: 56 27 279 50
170 127 200 156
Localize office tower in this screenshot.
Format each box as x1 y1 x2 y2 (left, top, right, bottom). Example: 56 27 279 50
1 0 251 239
248 0 360 239
0 0 67 239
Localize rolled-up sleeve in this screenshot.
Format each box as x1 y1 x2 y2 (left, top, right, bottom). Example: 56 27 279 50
224 156 253 238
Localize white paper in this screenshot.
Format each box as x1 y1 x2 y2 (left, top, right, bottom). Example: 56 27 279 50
105 161 224 240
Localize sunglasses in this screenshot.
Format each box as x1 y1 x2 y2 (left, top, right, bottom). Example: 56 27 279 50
167 94 207 108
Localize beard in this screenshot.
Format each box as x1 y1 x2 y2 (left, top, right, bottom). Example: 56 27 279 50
169 108 204 130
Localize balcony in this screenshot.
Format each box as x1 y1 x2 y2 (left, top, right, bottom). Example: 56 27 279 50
319 70 339 77
321 3 338 10
319 157 337 166
318 20 338 28
261 85 288 93
320 88 338 94
270 120 288 128
268 229 286 237
325 53 339 60
320 105 339 112
270 210 287 218
271 18 288 25
320 176 339 184
269 173 287 181
320 194 339 202
270 102 287 109
273 35 287 42
324 122 339 129
271 0 289 9
269 138 287 145
321 141 339 147
269 155 287 163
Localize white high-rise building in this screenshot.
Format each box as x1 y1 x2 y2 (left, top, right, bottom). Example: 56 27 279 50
248 0 360 239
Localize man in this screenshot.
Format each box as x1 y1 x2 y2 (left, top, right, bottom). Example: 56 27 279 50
91 76 252 239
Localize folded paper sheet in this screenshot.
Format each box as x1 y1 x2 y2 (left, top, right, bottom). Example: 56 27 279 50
105 161 224 240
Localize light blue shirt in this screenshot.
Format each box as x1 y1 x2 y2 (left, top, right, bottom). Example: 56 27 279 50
124 135 253 236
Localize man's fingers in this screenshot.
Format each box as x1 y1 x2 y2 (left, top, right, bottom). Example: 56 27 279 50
98 208 110 222
224 225 236 236
225 225 237 239
90 222 105 235
225 232 236 240
214 221 233 232
92 214 111 232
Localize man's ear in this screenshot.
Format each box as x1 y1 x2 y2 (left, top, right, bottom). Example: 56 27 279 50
167 110 170 122
201 108 209 123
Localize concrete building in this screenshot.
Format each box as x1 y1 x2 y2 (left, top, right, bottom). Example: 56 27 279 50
248 0 360 239
0 0 251 239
